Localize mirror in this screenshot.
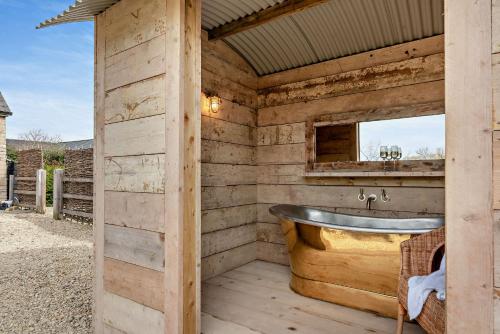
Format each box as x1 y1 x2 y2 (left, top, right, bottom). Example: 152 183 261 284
305 102 445 175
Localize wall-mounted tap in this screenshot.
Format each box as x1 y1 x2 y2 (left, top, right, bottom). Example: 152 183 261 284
358 188 366 201
381 189 390 202
366 194 377 210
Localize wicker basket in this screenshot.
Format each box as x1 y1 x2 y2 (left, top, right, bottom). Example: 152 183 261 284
397 227 446 334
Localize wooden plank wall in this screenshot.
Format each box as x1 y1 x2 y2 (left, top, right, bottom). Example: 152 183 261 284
256 35 446 265
492 0 500 331
97 0 167 332
200 32 258 280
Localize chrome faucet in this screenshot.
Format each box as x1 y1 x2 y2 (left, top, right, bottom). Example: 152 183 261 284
366 194 377 210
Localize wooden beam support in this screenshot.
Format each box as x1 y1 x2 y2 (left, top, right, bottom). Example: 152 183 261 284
164 0 201 333
207 0 327 40
445 0 493 332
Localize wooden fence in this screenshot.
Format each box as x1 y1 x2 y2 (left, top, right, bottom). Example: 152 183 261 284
60 148 93 222
13 149 43 209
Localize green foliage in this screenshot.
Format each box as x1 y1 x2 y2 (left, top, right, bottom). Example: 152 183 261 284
43 149 64 165
44 163 63 206
7 147 17 162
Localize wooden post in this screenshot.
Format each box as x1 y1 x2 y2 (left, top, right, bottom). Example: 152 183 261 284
53 169 64 220
93 12 105 334
8 175 14 201
445 0 493 332
164 0 201 332
35 169 46 214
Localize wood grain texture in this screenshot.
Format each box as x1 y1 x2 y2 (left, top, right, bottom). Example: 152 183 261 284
256 241 289 265
104 114 165 157
201 140 255 165
257 222 286 245
258 53 444 108
201 185 257 210
202 116 255 146
104 75 165 124
495 211 500 287
183 1 202 331
203 69 257 109
258 184 444 214
104 191 164 232
257 164 444 187
104 224 164 271
258 35 444 89
494 54 500 128
105 35 165 91
202 205 257 234
445 0 493 331
494 0 500 54
201 312 260 334
257 143 305 165
202 224 256 258
202 242 256 280
201 31 257 79
258 80 444 126
105 154 165 193
93 13 106 334
202 261 424 334
103 292 164 334
105 0 166 57
257 123 305 146
202 163 256 186
104 257 164 311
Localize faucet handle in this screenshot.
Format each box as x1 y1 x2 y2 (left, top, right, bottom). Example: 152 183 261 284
381 189 390 202
358 188 366 201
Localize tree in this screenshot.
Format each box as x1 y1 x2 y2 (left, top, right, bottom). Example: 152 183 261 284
18 129 62 150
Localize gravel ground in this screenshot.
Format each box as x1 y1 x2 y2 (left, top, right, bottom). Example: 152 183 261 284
0 209 93 333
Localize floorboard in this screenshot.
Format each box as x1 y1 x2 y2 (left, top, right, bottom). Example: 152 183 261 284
201 260 424 334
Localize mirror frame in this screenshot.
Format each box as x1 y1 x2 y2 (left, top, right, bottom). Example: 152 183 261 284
305 101 445 177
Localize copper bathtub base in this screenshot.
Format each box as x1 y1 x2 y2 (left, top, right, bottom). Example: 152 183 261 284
290 273 398 318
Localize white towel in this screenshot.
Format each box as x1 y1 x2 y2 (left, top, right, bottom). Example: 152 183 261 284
407 255 446 320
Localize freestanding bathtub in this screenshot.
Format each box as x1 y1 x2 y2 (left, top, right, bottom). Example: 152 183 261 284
269 204 444 318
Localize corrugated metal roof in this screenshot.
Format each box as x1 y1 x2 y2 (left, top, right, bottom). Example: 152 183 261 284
202 0 285 29
225 0 444 75
0 92 12 116
38 0 444 76
37 0 120 29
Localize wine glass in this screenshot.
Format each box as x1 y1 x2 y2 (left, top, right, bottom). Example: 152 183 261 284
390 145 399 160
379 146 388 160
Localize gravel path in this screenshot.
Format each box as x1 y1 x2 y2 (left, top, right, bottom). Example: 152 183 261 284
0 209 93 333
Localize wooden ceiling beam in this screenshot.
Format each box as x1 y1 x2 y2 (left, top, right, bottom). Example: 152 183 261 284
208 0 328 40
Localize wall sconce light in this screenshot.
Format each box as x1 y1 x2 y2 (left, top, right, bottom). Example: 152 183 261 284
208 95 222 113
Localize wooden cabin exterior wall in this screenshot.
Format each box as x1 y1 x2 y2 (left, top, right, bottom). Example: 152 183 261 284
0 116 6 200
493 0 500 331
94 0 168 332
256 36 446 265
200 32 259 280
95 0 202 332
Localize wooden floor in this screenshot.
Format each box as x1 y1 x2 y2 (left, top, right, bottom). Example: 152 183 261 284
201 261 424 334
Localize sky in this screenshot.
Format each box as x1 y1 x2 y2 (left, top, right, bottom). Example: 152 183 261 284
0 0 94 141
359 114 445 159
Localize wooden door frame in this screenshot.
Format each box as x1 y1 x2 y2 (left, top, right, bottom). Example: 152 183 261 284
445 0 494 332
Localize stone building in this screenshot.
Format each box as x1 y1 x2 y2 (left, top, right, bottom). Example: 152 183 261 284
0 92 12 200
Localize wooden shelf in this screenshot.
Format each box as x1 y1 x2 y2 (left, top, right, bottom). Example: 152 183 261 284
304 171 445 177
